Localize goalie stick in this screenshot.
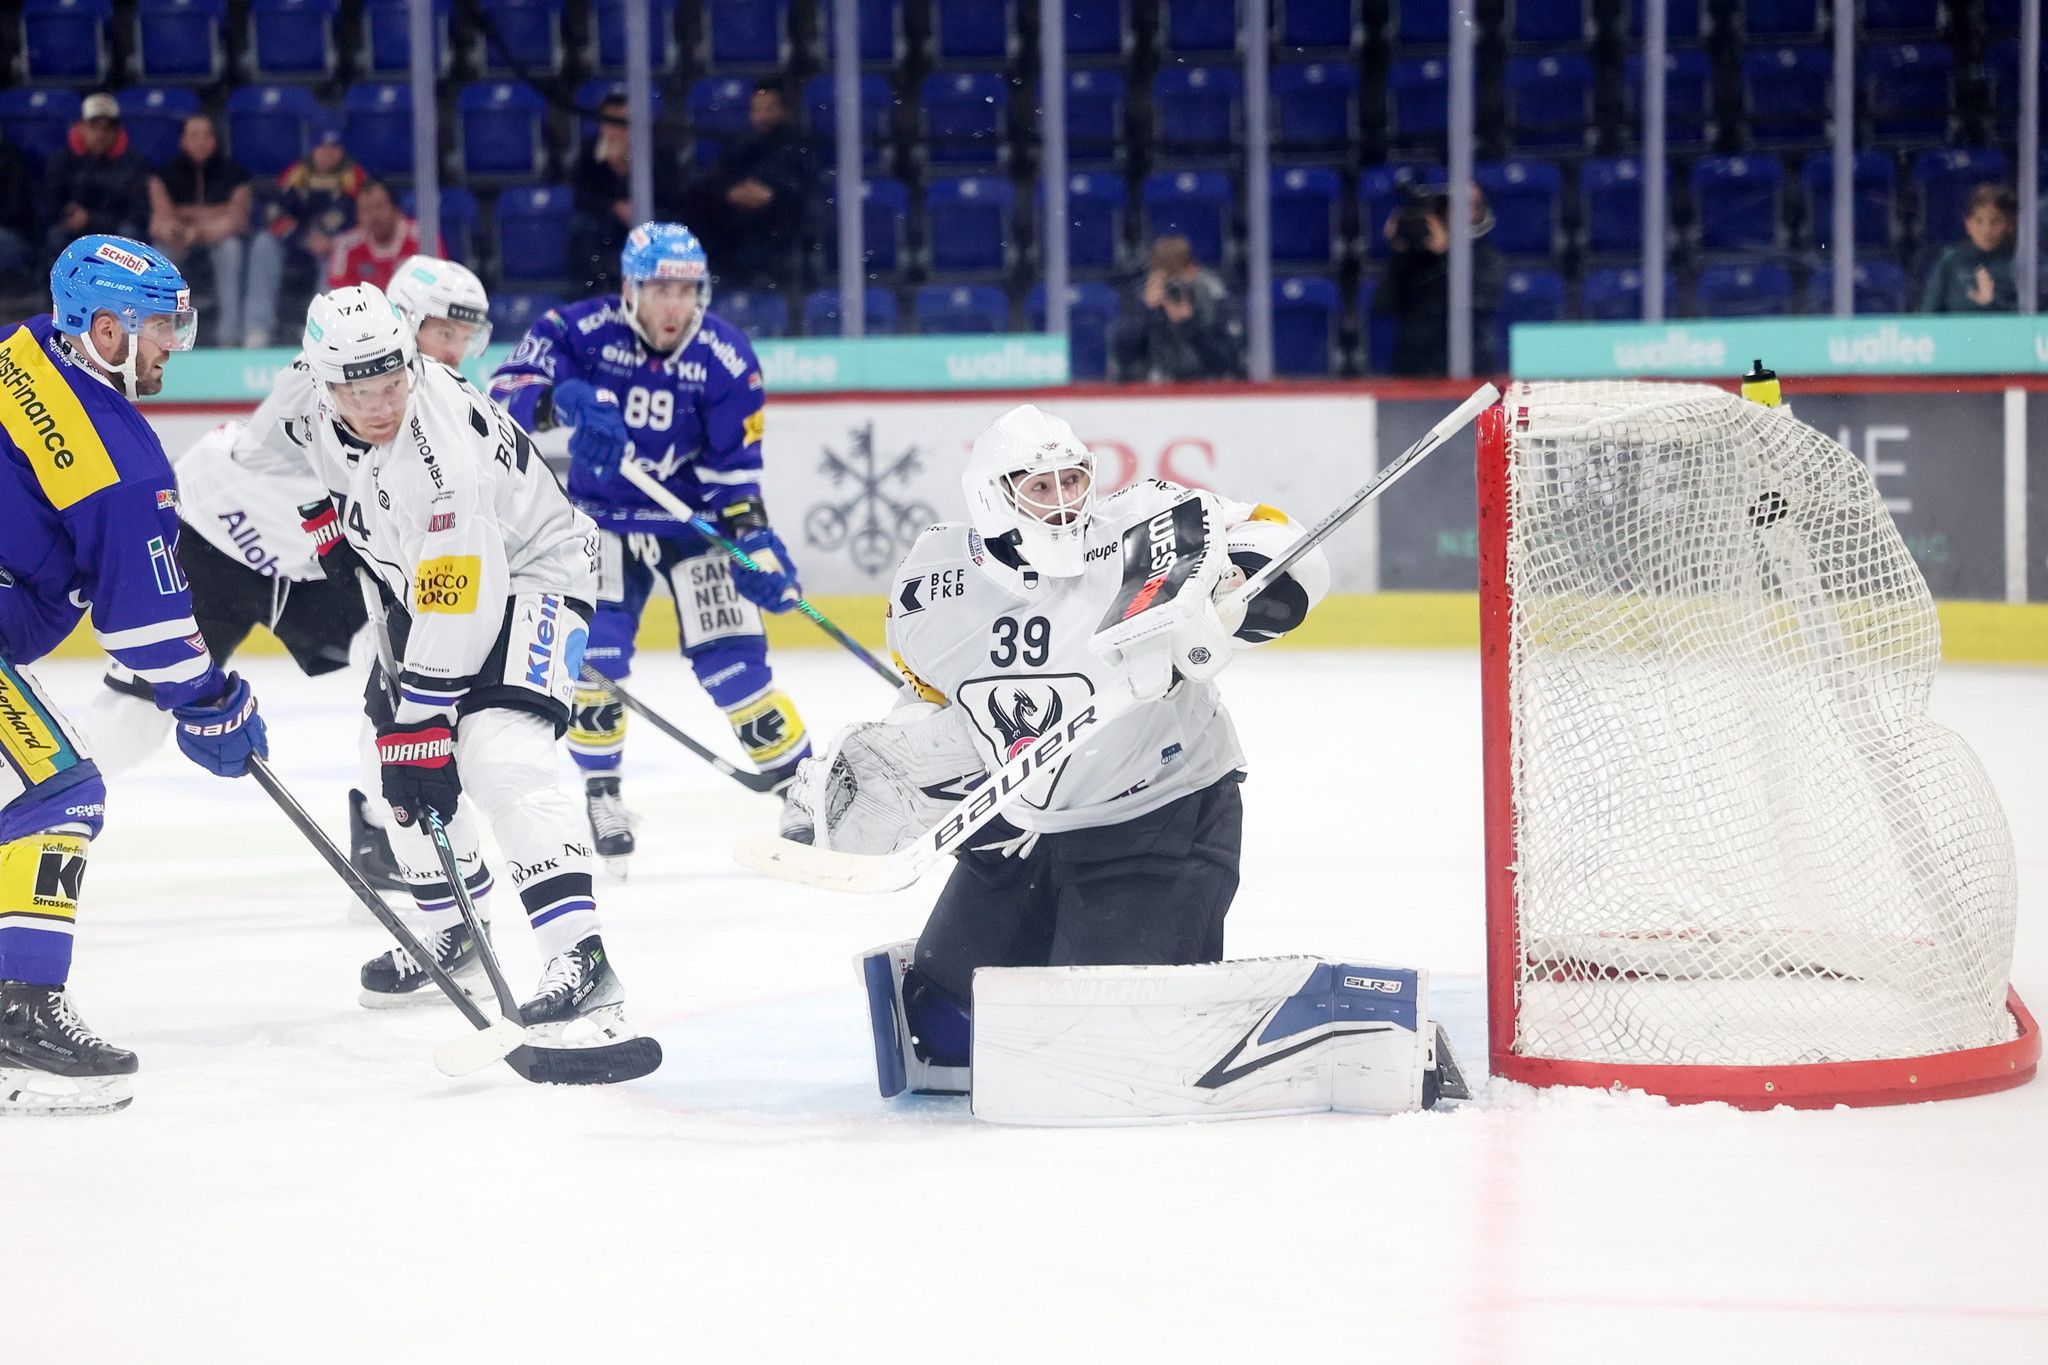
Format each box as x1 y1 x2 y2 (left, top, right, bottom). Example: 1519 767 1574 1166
617 459 903 690
734 384 1503 894
581 668 784 794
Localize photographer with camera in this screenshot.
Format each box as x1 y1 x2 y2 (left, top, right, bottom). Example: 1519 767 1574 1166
1375 181 1505 377
1111 234 1245 384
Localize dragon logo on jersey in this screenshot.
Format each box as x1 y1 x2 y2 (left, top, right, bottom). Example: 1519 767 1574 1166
956 674 1096 805
987 687 1062 759
802 422 938 577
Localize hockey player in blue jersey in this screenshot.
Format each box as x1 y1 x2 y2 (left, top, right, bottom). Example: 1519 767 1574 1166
0 235 268 1114
489 223 809 870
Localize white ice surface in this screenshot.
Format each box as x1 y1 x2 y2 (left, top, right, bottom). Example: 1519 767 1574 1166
8 649 2045 1363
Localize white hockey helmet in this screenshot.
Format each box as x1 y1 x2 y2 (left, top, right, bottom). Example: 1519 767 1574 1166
302 283 416 387
386 255 492 359
963 404 1097 579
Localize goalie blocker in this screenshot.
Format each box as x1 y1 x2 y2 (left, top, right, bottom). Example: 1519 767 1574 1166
858 945 1469 1123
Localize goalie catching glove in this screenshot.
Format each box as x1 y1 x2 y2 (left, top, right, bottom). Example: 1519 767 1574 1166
782 702 989 853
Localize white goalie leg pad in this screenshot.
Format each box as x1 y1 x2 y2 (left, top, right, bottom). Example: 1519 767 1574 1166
969 957 1432 1126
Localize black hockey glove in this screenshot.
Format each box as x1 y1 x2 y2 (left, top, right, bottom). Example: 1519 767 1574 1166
298 497 366 583
376 716 461 827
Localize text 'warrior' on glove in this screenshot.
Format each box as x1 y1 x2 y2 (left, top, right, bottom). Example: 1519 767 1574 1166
377 717 461 827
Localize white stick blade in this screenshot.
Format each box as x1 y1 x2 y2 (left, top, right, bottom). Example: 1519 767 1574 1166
733 834 913 894
433 1017 528 1077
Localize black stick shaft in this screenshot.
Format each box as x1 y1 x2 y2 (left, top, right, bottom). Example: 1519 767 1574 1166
426 810 521 1018
584 669 782 794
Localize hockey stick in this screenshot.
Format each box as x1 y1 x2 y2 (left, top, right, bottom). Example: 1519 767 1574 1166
733 383 1502 895
418 809 534 1076
580 668 784 794
617 459 903 689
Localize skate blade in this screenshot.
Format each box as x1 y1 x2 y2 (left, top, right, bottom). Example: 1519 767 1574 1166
357 959 489 1010
601 856 631 880
0 1067 134 1117
524 1001 632 1049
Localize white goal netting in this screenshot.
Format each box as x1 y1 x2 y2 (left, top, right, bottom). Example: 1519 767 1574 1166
1497 380 2018 1069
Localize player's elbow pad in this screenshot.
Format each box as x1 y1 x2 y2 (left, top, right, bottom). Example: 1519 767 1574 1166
1226 514 1330 646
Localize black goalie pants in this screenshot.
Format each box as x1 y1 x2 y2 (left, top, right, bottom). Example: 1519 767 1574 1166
912 771 1245 1012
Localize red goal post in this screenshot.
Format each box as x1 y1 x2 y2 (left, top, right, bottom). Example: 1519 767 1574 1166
1476 385 2039 1109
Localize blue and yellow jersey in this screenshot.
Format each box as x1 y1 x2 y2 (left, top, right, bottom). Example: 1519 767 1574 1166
0 315 225 709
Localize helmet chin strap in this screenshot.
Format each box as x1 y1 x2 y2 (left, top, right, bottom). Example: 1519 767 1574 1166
76 324 141 398
621 282 706 356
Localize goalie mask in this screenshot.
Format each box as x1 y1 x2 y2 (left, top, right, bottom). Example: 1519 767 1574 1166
964 405 1097 582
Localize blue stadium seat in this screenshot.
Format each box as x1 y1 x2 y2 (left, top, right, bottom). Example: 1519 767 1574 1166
1501 269 1567 326
804 73 893 169
136 0 224 81
921 72 1008 168
1800 151 1896 249
1863 44 1953 141
716 289 791 338
226 85 326 176
575 79 665 144
1281 0 1356 50
1627 0 1704 41
820 0 903 64
1272 275 1340 376
593 0 677 72
1355 275 1395 373
1808 260 1911 314
689 76 755 168
1047 172 1126 270
1477 159 1562 256
1358 162 1445 260
821 176 910 275
1581 156 1643 254
706 0 786 66
1506 54 1593 151
1984 0 2020 23
0 88 82 175
1692 262 1792 317
1164 0 1238 54
1141 171 1233 266
1388 58 1447 146
496 186 575 285
1743 0 1819 37
489 292 561 335
1743 47 1831 145
477 0 563 73
1582 266 1675 320
459 82 545 180
1693 155 1784 252
22 0 113 84
1623 50 1713 147
1983 42 2045 140
804 287 900 335
1153 66 1242 159
1914 148 2009 244
1065 70 1125 166
1065 0 1130 58
915 285 1010 334
116 87 202 168
363 0 447 76
342 83 413 178
1513 0 1587 44
398 186 479 264
1026 281 1119 380
248 0 336 78
1271 62 1357 153
932 0 1013 62
1270 166 1341 265
926 176 1015 274
1864 0 1940 32
1392 1 1448 44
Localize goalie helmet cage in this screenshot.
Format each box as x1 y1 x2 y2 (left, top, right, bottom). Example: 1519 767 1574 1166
1477 381 2039 1109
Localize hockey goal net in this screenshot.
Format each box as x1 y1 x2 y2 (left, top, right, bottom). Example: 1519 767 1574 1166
1478 380 2038 1107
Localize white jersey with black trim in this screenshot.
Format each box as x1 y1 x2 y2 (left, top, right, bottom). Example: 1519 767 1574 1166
308 359 599 721
170 355 326 580
886 479 1252 835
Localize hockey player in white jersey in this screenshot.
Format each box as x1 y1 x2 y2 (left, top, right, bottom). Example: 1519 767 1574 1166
783 403 1331 1094
298 282 635 1035
81 256 494 894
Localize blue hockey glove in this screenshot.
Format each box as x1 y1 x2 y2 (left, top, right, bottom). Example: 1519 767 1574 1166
730 526 800 612
552 379 630 479
173 672 269 777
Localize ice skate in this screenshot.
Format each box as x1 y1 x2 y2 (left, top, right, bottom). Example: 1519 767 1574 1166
519 934 631 1045
348 788 408 896
0 982 137 1116
584 775 637 877
358 922 486 1009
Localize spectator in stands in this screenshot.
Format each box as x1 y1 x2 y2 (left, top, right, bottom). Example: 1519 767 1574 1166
325 180 438 293
677 79 811 292
0 127 35 291
151 114 253 349
1110 235 1245 383
1922 184 2023 313
1377 183 1504 377
42 93 153 266
245 123 364 347
567 91 636 296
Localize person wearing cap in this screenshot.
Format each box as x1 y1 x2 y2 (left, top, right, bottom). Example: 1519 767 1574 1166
150 113 253 349
244 122 363 347
41 94 153 267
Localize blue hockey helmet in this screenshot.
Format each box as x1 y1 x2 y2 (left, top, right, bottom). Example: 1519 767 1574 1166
50 235 198 397
619 221 711 353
